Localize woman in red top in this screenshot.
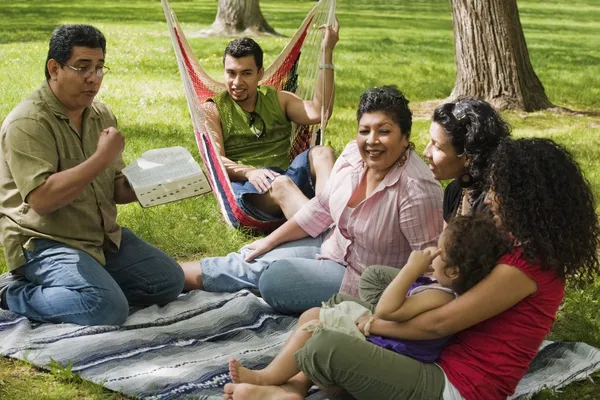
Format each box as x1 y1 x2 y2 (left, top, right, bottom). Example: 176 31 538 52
223 138 600 400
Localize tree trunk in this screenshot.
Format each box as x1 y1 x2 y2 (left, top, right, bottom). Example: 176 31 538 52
450 0 553 111
203 0 281 37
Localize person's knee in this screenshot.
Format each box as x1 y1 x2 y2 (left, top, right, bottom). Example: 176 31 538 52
258 263 283 307
138 259 185 304
299 307 321 325
295 330 351 387
77 288 129 326
258 261 296 313
358 266 387 304
309 145 335 167
269 175 298 201
160 261 185 302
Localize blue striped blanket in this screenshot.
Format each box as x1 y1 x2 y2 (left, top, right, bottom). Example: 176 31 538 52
1 289 599 399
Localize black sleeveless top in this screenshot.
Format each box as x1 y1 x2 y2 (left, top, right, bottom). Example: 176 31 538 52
443 179 489 222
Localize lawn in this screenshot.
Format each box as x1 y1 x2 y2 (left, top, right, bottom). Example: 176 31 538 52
0 0 599 398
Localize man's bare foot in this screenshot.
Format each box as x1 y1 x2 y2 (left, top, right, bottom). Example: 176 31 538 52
223 382 304 400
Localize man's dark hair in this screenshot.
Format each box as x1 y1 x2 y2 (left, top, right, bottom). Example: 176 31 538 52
223 37 264 70
45 24 106 80
357 85 413 138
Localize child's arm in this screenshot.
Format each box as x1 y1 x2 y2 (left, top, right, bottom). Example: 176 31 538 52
377 289 455 322
375 247 448 322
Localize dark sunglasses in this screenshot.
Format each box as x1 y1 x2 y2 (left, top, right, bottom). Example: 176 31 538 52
248 112 265 138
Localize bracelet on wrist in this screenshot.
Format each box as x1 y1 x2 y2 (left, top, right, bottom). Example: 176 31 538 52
319 63 335 70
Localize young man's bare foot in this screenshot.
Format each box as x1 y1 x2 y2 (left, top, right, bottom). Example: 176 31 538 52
223 383 304 400
229 358 273 385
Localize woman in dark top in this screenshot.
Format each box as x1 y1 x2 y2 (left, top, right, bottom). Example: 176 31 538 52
423 98 510 222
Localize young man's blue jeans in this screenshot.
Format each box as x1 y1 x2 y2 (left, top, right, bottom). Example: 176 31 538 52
4 228 184 326
231 149 315 222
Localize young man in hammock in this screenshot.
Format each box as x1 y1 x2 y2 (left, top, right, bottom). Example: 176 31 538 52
202 20 339 224
0 24 185 326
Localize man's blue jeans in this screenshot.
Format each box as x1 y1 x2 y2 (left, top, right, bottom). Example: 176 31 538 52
4 228 184 326
201 233 346 314
231 149 315 222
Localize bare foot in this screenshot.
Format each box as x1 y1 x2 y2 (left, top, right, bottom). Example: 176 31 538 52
223 382 304 400
228 358 268 385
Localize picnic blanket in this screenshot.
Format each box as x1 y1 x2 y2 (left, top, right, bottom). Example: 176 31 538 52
1 288 599 399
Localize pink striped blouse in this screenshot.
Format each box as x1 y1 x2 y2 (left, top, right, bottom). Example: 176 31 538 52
294 141 444 296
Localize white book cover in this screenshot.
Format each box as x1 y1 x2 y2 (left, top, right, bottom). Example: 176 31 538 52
122 146 211 207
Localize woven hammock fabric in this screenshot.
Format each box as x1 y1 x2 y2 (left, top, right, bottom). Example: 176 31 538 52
162 0 336 232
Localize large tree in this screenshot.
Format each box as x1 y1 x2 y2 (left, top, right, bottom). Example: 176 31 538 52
201 0 281 37
450 0 553 111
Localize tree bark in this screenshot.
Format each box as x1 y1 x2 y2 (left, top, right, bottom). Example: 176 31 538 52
203 0 281 37
450 0 553 111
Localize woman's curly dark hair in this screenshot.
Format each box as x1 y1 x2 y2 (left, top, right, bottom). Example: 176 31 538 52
488 138 600 283
433 98 511 201
443 214 511 294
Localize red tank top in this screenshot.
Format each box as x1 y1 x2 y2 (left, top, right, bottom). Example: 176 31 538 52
437 248 564 400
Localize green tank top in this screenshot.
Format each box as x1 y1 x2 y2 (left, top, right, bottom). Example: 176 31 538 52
211 85 292 170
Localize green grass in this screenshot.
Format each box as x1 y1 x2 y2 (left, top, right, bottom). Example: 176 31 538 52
1 0 599 398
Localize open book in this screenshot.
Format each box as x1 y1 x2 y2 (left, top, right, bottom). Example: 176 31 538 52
122 146 211 207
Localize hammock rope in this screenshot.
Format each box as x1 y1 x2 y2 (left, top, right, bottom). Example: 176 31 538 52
162 0 336 232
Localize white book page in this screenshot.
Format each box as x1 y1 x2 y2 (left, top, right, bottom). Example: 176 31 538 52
122 146 202 189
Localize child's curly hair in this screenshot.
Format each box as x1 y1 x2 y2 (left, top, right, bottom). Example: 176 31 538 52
443 214 511 294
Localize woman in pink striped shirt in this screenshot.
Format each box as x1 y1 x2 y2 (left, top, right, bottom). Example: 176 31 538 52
358 98 511 304
189 86 443 314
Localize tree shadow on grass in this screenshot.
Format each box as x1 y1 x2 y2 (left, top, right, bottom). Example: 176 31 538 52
0 0 320 45
0 0 230 44
0 1 163 44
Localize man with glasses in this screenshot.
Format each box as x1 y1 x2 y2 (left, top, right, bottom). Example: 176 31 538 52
203 25 339 227
0 24 184 326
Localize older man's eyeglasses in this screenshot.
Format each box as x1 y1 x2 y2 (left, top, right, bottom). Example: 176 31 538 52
63 64 110 78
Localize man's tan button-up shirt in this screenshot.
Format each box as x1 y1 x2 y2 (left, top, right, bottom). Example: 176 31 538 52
0 81 125 271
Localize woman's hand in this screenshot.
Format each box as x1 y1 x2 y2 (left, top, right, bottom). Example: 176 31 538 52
242 237 276 262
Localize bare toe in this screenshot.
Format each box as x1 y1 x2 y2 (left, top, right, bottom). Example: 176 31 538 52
223 382 236 399
229 358 242 383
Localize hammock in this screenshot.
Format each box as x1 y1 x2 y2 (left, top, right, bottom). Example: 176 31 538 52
162 0 336 232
